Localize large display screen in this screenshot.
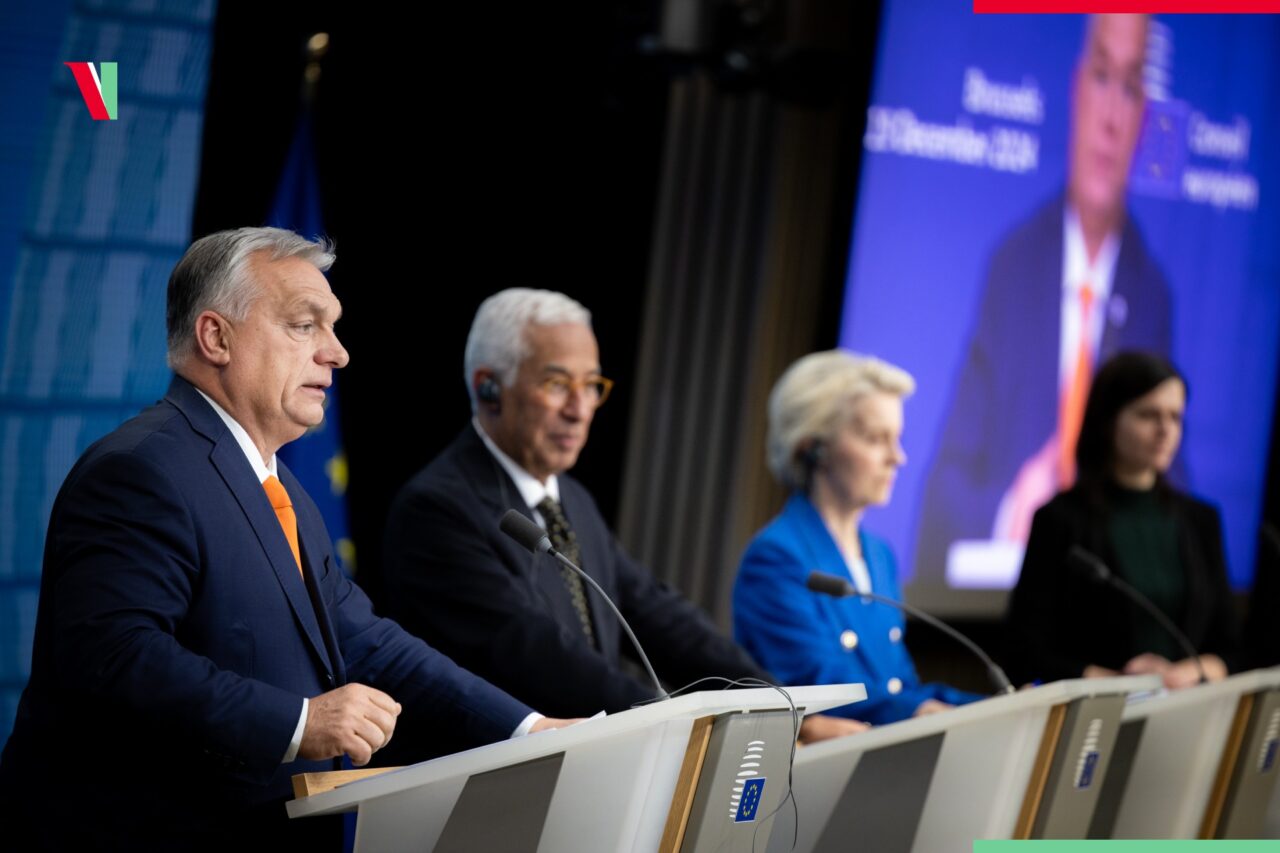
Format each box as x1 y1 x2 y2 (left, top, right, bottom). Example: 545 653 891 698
839 6 1280 615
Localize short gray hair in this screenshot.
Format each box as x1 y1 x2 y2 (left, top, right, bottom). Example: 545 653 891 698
766 350 915 491
463 288 592 411
166 227 335 369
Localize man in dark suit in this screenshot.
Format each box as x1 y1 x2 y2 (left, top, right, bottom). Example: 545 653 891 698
382 289 863 744
915 195 1172 584
0 229 569 848
915 14 1173 587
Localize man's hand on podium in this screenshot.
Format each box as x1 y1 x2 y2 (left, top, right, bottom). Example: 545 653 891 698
797 714 869 744
300 683 402 766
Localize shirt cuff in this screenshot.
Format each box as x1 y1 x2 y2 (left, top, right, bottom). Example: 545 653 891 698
512 711 544 738
282 697 308 763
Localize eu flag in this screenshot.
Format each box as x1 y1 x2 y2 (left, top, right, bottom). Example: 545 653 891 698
735 777 766 823
268 112 355 575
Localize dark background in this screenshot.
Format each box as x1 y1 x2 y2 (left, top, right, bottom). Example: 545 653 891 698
194 2 669 602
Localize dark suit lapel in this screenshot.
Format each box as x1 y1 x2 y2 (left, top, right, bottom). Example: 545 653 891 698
209 441 335 674
166 376 335 675
454 426 567 602
454 426 612 655
282 465 342 680
1103 217 1141 357
453 425 528 521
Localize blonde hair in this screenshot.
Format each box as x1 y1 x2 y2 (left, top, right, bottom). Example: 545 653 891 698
766 350 915 490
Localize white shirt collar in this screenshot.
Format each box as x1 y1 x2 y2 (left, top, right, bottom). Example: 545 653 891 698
195 388 278 484
472 418 560 508
1063 204 1120 302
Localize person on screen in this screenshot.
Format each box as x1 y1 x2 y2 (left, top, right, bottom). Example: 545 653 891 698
733 351 984 725
915 13 1173 588
1005 352 1239 689
0 229 576 848
379 288 865 747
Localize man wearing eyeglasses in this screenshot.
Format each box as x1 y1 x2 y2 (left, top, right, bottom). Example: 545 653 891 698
381 288 863 747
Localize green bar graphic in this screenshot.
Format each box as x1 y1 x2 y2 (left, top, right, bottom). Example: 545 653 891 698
976 842 1280 851
100 62 117 120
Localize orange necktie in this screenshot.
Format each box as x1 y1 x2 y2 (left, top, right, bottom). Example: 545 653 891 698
263 475 303 577
1057 283 1094 486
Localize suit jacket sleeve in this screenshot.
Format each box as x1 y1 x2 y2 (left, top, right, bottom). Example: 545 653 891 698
320 557 533 750
49 451 303 781
385 481 665 717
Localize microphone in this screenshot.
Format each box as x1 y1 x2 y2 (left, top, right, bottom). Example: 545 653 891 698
806 571 1015 695
1066 545 1207 686
499 510 668 701
499 510 553 555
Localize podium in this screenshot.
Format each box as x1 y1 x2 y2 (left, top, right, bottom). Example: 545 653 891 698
287 684 864 852
764 675 1161 853
1089 667 1280 840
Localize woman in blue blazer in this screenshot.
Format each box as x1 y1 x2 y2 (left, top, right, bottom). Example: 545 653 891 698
734 351 982 725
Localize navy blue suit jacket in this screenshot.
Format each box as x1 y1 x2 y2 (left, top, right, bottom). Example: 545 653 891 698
734 494 982 725
915 195 1172 582
380 425 767 726
0 377 531 848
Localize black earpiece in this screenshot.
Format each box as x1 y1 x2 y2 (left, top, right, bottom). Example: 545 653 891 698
477 377 501 408
803 441 826 469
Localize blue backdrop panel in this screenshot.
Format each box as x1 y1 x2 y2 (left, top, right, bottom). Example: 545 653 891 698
839 4 1280 601
0 0 215 745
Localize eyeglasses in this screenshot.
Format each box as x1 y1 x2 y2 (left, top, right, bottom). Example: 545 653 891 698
536 375 614 408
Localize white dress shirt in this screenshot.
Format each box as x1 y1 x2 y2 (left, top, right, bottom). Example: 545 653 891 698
1059 205 1121 391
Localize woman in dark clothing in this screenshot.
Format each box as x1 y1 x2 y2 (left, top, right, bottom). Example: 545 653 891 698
1006 351 1238 689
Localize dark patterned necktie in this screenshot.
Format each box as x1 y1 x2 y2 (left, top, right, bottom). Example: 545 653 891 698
537 497 596 648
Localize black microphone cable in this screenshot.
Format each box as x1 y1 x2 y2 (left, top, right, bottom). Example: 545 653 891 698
1067 545 1208 685
634 675 810 853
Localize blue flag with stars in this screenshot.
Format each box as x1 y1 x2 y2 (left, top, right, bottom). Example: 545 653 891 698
735 777 766 822
268 112 355 576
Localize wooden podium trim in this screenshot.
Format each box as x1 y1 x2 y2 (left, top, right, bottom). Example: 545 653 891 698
1013 702 1068 839
1199 691 1255 839
658 715 716 853
291 766 404 799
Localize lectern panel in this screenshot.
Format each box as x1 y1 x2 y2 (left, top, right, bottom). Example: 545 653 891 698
680 710 798 853
812 732 945 853
433 752 565 853
1207 688 1280 839
1030 695 1126 839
